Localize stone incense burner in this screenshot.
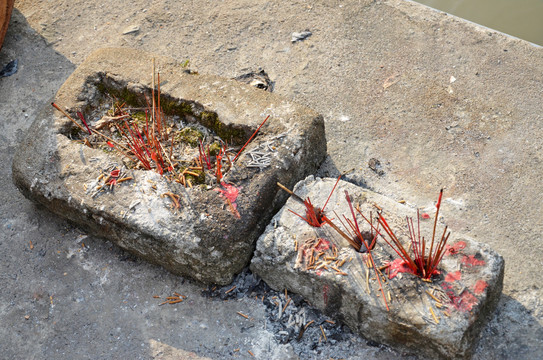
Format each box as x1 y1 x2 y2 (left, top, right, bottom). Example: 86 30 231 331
13 48 326 285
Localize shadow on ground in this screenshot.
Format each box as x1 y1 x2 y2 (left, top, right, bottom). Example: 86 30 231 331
474 294 543 359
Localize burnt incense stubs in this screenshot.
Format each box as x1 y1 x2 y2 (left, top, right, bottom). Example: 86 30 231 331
12 48 326 285
251 176 504 359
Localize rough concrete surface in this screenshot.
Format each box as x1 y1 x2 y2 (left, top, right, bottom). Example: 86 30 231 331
252 176 504 358
12 47 325 285
1 0 542 359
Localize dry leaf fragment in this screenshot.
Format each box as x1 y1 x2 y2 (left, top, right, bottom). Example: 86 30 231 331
383 73 400 89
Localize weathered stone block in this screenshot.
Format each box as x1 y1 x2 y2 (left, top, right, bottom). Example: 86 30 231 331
251 176 504 359
12 48 326 285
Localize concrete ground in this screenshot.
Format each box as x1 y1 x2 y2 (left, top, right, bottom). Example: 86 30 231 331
1 0 542 359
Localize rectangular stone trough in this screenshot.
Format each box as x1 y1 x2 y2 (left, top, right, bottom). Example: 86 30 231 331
12 48 326 285
251 176 504 359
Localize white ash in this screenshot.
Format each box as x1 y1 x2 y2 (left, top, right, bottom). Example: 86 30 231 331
202 268 403 359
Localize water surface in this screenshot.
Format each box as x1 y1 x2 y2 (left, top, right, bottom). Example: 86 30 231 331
414 0 543 46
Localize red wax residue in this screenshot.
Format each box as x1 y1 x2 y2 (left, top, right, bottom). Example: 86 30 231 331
473 280 489 295
421 213 430 219
107 141 114 148
445 241 466 256
441 284 479 312
387 258 416 279
445 270 462 283
214 182 240 209
453 290 479 312
314 238 331 252
323 284 329 306
441 282 453 292
316 269 325 277
462 255 485 267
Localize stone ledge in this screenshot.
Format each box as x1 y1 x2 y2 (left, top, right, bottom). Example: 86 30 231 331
12 48 326 285
251 176 504 359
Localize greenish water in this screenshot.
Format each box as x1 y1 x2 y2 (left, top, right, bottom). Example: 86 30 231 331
414 0 543 46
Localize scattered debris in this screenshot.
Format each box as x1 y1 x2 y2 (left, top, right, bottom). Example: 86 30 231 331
225 285 237 294
383 73 399 89
161 192 181 212
158 292 187 306
86 165 133 198
245 141 276 169
429 306 440 324
320 325 327 342
233 69 274 92
237 311 249 319
122 25 140 35
0 59 17 77
291 30 312 42
202 268 370 356
368 158 384 176
294 237 347 277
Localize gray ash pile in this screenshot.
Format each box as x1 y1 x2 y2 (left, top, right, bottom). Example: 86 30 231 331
202 268 407 359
